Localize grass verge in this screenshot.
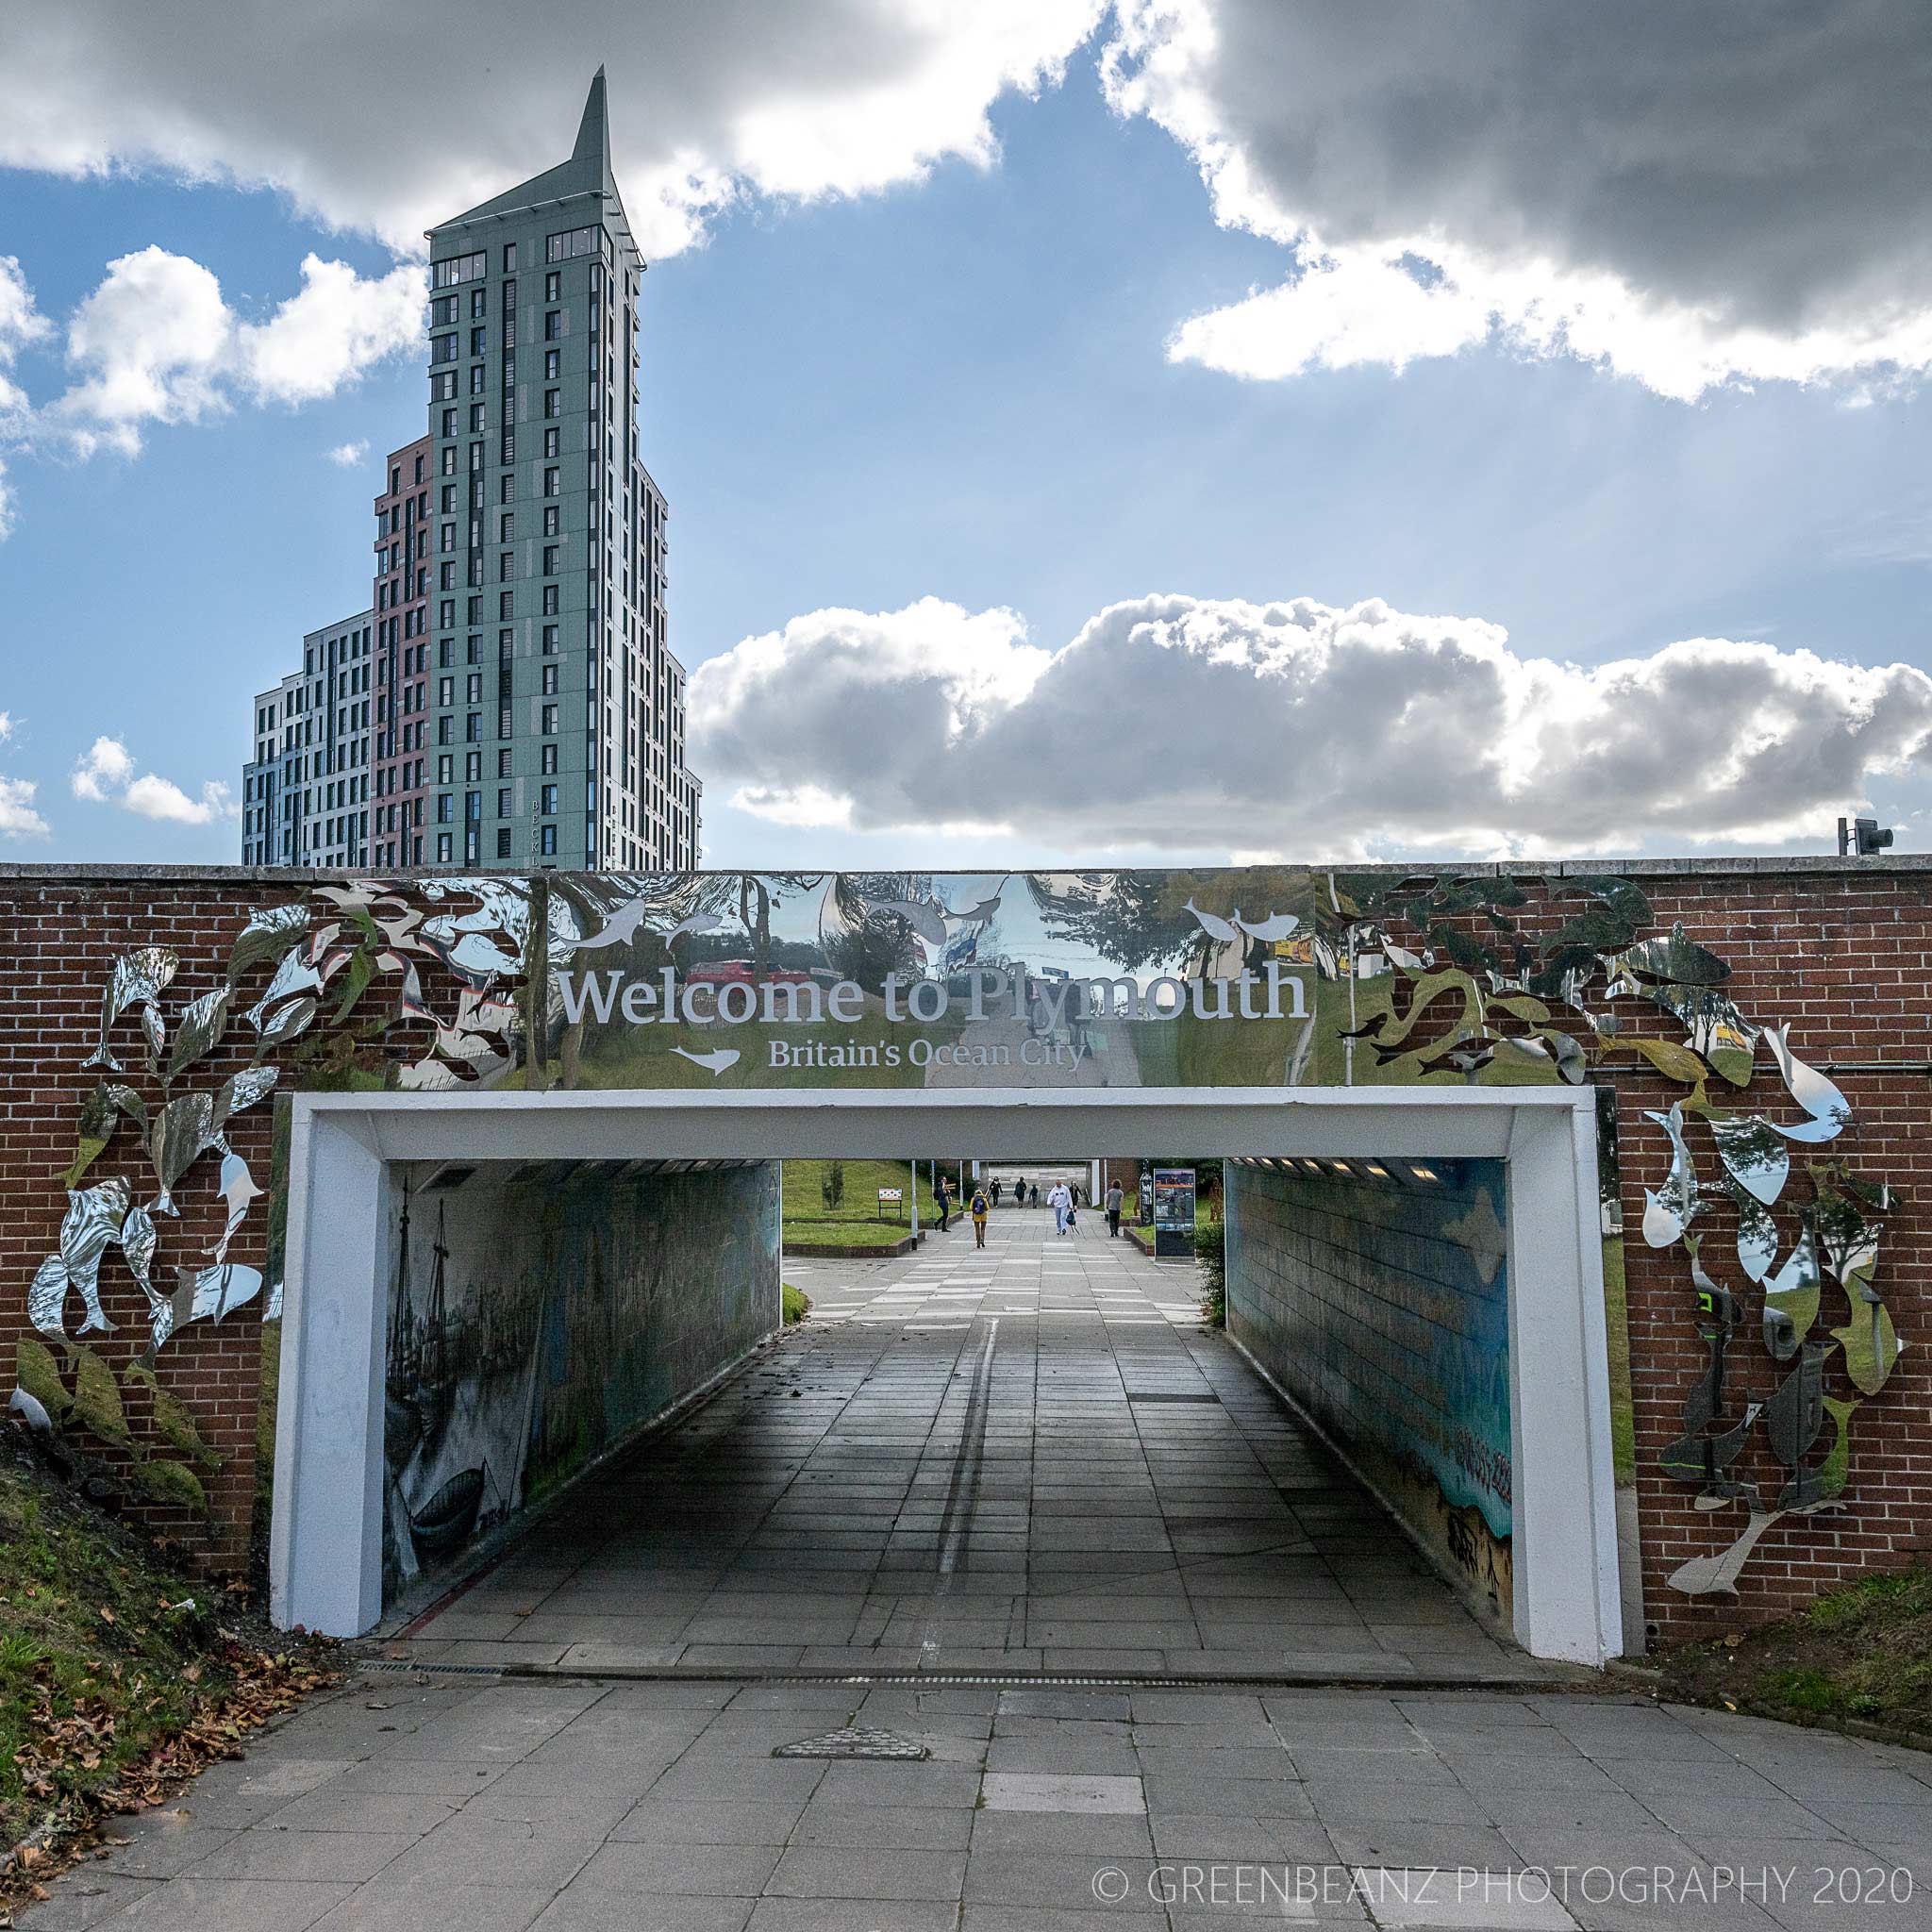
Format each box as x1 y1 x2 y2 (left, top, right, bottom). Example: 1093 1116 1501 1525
0 1447 333 1905
1657 1567 1932 1734
781 1284 809 1324
782 1158 933 1250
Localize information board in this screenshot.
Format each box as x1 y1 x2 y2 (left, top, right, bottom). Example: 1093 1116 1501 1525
1152 1167 1196 1258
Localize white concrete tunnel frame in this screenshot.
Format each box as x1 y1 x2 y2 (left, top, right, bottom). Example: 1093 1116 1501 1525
270 1085 1624 1666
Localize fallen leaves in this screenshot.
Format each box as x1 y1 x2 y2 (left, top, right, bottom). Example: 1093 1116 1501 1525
2 1642 336 1909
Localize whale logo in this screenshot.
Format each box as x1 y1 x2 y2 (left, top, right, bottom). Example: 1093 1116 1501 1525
672 1046 741 1076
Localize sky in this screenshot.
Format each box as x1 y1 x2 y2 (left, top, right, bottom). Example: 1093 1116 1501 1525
1 1 1928 869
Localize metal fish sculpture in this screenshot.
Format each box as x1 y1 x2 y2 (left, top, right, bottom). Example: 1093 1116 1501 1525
570 896 655 952
82 948 178 1073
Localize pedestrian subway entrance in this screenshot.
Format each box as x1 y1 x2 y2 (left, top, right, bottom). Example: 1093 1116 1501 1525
273 1089 1628 1670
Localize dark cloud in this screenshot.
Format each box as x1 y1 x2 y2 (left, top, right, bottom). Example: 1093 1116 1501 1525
0 1 1103 254
1106 0 1932 391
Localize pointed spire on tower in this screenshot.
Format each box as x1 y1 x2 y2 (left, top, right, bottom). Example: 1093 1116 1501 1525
432 60 636 259
573 67 608 166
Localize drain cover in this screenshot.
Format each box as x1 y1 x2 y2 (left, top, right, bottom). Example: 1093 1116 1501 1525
773 1726 930 1761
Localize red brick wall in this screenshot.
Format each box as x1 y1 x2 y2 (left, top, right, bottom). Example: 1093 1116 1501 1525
2 860 1925 1642
0 873 297 1571
1606 866 1932 1646
1100 1158 1142 1214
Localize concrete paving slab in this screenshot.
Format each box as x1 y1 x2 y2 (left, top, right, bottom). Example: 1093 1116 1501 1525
980 1772 1147 1814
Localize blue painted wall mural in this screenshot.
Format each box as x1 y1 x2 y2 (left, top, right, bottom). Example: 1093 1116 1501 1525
1225 1157 1514 1618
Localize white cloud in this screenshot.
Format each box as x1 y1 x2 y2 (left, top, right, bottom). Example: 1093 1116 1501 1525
123 773 236 824
1104 0 1932 399
325 439 368 468
0 775 47 838
71 734 237 825
53 247 231 456
726 783 857 829
70 734 136 800
0 711 48 838
48 246 421 456
0 2 1105 258
0 257 50 533
0 256 50 416
693 594 1053 830
239 255 423 405
691 591 1932 858
1167 250 1492 382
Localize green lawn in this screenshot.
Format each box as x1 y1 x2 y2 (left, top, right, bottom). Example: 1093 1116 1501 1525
782 1158 938 1249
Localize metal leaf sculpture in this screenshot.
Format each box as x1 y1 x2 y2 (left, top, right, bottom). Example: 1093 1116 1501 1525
15 866 1905 1610
226 903 311 985
165 986 231 1083
144 1091 216 1217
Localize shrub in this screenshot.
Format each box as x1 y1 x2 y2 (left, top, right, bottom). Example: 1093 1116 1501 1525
1194 1218 1226 1327
820 1160 845 1212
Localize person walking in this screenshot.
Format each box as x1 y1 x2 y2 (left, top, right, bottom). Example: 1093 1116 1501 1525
1047 1178 1072 1236
1012 1175 1024 1208
1105 1178 1124 1238
991 1177 1003 1208
970 1182 991 1248
934 1172 952 1233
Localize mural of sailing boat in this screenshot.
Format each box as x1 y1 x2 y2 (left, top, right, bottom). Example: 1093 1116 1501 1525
383 1188 499 1594
384 1191 423 1472
412 1202 457 1453
377 1161 778 1607
405 1461 491 1566
384 1193 459 1466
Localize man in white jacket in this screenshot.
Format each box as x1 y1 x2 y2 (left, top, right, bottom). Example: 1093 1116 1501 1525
1047 1179 1073 1236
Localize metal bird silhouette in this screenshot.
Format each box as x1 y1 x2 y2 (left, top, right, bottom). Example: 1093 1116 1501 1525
942 895 1003 924
1181 898 1239 944
1231 908 1300 942
664 911 724 947
572 896 654 952
874 899 948 948
672 1046 741 1076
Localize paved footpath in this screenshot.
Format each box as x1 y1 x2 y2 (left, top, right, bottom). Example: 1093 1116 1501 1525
23 1674 1932 1930
398 1211 1530 1679
24 1219 1932 1929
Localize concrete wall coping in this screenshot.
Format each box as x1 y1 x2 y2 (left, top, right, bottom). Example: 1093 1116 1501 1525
0 855 1922 887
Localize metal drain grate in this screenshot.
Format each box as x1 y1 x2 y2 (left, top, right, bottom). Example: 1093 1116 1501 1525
1125 1391 1221 1403
774 1725 930 1761
356 1657 507 1677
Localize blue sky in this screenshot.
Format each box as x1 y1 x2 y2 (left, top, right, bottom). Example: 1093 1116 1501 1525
2 3 1928 867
